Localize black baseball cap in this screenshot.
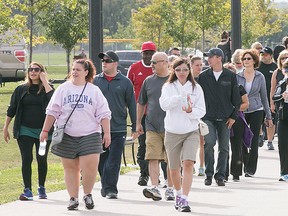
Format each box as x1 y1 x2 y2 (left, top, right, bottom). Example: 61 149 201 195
98 50 119 62
260 47 273 55
204 48 224 59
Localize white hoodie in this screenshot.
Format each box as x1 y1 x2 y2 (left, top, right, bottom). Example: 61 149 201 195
159 80 206 134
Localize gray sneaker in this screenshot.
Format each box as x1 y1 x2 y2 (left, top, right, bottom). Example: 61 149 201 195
165 188 175 201
143 187 162 201
83 194 94 210
267 142 275 150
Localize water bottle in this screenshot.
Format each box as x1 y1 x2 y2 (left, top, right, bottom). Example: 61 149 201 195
285 86 288 103
181 91 188 109
38 140 47 156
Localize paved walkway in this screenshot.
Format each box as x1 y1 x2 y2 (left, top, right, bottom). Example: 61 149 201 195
1 138 287 216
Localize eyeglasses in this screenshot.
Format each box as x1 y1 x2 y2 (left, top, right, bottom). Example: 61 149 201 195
175 68 189 72
28 68 41 72
234 62 242 65
151 60 165 65
256 47 263 50
102 59 114 63
242 57 253 61
281 57 288 61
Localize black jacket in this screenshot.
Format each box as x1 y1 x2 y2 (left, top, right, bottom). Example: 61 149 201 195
6 84 54 139
198 67 241 121
273 78 288 121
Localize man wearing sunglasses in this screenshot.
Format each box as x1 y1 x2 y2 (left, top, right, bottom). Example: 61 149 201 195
136 52 175 202
258 47 278 150
94 51 137 199
127 41 156 187
199 48 240 186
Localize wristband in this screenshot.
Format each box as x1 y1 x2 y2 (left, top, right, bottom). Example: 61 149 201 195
42 130 49 133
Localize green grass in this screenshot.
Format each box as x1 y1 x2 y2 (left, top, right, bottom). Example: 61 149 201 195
0 64 138 204
32 52 74 66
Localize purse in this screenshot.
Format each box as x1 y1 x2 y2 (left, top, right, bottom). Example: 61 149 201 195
198 119 209 136
51 82 87 146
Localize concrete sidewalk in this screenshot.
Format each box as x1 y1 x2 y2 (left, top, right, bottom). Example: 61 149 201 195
1 139 287 216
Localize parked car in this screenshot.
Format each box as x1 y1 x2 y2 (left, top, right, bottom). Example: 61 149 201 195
115 50 142 75
0 30 27 83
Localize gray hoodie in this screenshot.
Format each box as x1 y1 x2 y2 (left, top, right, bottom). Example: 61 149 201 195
237 70 272 119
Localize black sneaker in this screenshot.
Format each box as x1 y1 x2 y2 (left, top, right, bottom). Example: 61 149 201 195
106 192 118 199
67 197 79 210
245 173 254 177
83 194 94 210
267 142 275 150
258 135 264 147
233 176 240 182
100 188 106 197
216 179 225 186
204 176 212 186
138 176 149 186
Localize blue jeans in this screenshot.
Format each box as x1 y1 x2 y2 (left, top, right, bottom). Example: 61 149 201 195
98 132 126 194
204 120 230 180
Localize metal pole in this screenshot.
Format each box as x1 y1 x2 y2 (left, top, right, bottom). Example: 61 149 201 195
89 0 103 74
231 0 241 52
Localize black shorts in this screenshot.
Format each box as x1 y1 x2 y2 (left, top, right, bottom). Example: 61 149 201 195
51 132 103 159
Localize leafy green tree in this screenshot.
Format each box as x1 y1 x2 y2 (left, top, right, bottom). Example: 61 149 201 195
103 0 141 37
241 0 281 48
163 0 199 51
41 0 88 73
132 0 173 50
0 1 26 37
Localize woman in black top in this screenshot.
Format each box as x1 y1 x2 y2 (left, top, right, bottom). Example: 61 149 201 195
273 60 288 181
3 62 54 200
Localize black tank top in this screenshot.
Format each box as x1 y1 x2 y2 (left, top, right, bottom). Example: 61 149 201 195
276 68 285 83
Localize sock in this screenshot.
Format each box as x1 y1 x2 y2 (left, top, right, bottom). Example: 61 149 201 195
181 195 188 200
176 189 182 196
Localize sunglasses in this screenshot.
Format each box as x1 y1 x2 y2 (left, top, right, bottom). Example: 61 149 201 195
175 68 189 72
28 68 41 72
102 59 114 63
242 57 253 61
151 60 165 65
281 57 288 61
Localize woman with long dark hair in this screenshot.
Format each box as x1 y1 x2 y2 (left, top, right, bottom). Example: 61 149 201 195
3 62 54 200
160 58 206 212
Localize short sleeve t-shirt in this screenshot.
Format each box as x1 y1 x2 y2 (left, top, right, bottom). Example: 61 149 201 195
138 74 169 133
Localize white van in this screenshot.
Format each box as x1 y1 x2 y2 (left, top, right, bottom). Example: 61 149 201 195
0 30 27 83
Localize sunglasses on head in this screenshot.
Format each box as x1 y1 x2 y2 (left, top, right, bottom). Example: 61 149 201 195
28 68 41 72
102 59 114 63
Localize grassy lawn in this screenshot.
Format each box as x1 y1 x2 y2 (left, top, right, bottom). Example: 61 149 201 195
0 64 138 204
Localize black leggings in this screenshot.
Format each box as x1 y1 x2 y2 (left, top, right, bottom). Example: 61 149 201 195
277 120 288 175
17 136 51 190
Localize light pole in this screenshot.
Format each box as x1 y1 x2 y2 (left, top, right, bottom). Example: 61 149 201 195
231 0 241 52
89 0 103 74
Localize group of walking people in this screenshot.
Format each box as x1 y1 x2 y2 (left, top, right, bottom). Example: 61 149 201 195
3 38 288 213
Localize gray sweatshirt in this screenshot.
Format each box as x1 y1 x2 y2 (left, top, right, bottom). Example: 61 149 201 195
237 70 272 119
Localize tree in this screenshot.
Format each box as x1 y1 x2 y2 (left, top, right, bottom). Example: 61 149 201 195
132 0 173 50
241 0 281 48
0 1 26 37
163 0 200 51
41 0 88 73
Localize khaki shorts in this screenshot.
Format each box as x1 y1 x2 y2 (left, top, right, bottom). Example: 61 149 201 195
145 131 167 161
164 130 200 169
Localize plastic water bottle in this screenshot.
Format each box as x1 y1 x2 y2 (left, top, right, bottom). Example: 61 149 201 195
285 86 288 103
38 140 47 156
181 91 188 109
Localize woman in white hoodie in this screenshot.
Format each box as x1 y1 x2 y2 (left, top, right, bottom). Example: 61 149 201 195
159 57 206 212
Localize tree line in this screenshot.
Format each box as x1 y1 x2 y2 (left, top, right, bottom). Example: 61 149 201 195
1 0 287 66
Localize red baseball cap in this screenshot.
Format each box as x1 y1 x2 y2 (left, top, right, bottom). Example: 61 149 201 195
141 41 156 52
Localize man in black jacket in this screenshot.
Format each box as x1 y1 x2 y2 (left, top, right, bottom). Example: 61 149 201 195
198 48 241 186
